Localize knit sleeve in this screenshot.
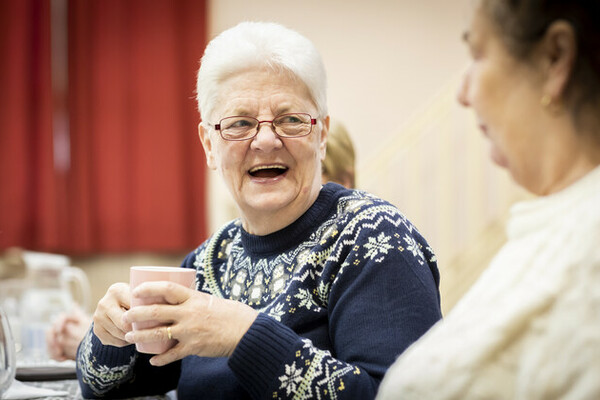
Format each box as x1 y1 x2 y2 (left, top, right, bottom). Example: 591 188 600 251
76 324 181 398
76 239 211 398
228 204 442 399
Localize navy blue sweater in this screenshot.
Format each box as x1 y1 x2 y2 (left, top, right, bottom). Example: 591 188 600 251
77 183 442 399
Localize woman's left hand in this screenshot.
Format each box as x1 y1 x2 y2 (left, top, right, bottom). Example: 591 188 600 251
122 282 258 366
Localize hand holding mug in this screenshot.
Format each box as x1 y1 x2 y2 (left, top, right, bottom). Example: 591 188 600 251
127 266 196 354
123 282 259 367
93 282 133 348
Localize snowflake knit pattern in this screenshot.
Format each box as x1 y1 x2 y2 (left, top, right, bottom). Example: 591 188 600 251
77 183 442 400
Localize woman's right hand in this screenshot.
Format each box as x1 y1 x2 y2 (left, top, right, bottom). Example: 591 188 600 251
92 282 133 347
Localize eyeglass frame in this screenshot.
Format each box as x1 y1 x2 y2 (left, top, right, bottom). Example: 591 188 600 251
210 113 318 141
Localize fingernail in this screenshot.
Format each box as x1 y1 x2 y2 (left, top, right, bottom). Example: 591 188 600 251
124 332 134 342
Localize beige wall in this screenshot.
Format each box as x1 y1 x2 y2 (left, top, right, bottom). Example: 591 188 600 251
207 0 471 170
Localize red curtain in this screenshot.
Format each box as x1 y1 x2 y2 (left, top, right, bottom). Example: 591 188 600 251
0 0 208 254
0 0 57 250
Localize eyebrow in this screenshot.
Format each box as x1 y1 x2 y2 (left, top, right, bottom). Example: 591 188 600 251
275 107 291 115
224 108 253 117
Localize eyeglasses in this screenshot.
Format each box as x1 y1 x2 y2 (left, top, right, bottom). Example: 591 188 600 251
213 113 317 141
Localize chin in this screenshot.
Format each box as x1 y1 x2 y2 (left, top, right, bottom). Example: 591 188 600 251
489 145 509 169
246 191 294 212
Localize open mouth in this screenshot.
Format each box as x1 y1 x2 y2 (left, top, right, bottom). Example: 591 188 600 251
248 164 288 178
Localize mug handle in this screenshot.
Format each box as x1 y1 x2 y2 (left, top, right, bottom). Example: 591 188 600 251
64 267 92 313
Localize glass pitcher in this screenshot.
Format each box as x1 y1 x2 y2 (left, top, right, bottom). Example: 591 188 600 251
19 261 91 363
0 306 17 397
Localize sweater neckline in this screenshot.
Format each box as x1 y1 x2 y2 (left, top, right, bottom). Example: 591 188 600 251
507 164 600 239
240 183 343 256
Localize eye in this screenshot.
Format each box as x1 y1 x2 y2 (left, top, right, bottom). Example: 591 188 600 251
231 119 253 128
222 117 255 130
281 115 300 123
275 114 308 125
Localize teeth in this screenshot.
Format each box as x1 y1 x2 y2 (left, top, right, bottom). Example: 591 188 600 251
249 165 287 173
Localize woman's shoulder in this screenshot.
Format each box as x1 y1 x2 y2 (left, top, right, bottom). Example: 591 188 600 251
328 185 416 233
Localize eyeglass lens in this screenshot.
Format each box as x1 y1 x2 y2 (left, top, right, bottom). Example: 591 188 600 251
218 113 313 140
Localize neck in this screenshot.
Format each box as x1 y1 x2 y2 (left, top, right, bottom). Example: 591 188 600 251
240 186 323 236
539 158 597 195
242 212 300 236
530 127 600 195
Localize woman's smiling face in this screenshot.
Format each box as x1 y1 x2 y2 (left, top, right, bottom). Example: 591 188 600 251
199 69 328 234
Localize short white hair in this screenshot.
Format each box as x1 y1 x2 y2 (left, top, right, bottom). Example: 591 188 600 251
196 21 328 125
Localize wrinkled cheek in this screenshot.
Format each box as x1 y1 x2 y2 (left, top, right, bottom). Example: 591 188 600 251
218 163 244 192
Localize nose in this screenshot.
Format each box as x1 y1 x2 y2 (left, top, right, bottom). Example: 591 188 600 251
456 66 471 107
250 122 283 151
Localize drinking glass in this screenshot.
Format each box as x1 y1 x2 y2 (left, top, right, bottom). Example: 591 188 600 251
0 306 17 397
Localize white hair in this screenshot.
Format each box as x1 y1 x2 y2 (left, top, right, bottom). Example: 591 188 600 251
196 21 328 125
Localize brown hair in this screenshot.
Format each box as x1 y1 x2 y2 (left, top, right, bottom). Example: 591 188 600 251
482 0 600 130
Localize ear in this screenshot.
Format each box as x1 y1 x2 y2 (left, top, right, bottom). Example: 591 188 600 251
319 116 330 161
539 20 577 100
198 122 217 170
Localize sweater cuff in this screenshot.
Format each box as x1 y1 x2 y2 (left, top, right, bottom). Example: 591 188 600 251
228 313 299 398
90 329 137 366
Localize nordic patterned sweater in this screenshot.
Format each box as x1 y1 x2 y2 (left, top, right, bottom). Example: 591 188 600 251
76 183 442 399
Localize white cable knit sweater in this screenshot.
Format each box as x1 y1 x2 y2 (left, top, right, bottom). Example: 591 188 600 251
377 165 600 400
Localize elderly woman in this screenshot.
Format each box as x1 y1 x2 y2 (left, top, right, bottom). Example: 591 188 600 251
76 22 442 399
377 0 600 399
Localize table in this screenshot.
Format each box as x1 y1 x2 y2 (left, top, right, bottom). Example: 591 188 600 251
24 379 172 400
25 379 80 400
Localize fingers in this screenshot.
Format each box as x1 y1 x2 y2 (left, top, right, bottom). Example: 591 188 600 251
46 316 86 361
130 326 185 367
121 282 193 346
55 326 84 361
46 326 66 361
122 302 177 327
149 342 183 367
47 314 69 339
98 304 130 343
124 323 172 346
93 322 130 347
68 316 92 339
131 281 193 305
92 282 133 347
123 292 258 364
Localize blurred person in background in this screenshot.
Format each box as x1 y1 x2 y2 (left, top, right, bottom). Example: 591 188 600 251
377 0 600 399
322 120 356 188
46 306 91 362
76 21 442 399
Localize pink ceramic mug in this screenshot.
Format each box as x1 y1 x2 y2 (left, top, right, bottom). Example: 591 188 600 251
129 266 196 354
